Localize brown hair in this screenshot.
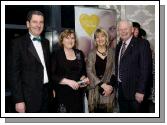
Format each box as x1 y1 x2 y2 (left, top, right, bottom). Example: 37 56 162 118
59 29 77 49
27 10 44 22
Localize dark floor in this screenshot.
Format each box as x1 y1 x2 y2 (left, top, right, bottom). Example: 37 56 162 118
5 96 155 113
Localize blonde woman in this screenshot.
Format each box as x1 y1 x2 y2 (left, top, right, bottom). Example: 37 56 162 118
86 28 116 112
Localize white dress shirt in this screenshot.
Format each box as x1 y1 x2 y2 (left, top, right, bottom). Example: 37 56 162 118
29 33 49 84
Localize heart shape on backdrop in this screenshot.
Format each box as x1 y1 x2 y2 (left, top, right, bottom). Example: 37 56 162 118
79 14 100 36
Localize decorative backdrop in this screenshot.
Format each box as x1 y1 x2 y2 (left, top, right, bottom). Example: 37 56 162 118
75 6 117 57
99 5 155 51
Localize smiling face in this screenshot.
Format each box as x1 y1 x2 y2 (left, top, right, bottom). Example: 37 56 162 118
26 14 44 37
95 32 107 47
118 21 134 41
62 33 75 49
94 28 108 48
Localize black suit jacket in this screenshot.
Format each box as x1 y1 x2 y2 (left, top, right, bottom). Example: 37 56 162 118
115 37 152 100
7 33 50 112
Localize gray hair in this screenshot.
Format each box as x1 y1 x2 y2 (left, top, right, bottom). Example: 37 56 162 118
117 20 133 29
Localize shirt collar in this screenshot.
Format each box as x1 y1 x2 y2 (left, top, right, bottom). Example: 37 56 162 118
29 32 41 41
123 35 133 47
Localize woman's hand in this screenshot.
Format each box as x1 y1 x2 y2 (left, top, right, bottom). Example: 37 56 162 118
67 80 80 90
79 76 90 88
101 83 113 96
82 77 90 85
60 78 79 90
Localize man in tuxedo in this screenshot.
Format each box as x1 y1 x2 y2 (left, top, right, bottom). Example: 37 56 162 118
7 10 51 113
115 20 152 113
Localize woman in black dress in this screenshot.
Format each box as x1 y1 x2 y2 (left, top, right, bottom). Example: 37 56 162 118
51 29 90 113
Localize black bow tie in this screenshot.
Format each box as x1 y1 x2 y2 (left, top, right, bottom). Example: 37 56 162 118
33 37 41 42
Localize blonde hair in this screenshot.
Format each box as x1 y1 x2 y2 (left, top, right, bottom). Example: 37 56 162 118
93 27 109 48
59 29 77 49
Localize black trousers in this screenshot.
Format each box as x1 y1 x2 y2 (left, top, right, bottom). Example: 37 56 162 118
118 83 141 113
38 83 50 113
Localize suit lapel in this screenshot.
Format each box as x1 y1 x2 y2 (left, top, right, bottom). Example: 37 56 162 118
121 37 136 60
26 34 41 63
115 41 122 63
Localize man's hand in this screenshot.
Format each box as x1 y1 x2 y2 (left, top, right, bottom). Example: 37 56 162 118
135 92 144 103
15 102 26 113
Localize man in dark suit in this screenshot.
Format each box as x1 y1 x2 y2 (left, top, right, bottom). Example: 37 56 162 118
115 20 152 113
7 10 51 113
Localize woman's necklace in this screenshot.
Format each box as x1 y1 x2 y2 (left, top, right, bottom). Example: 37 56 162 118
64 48 76 60
97 49 107 56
